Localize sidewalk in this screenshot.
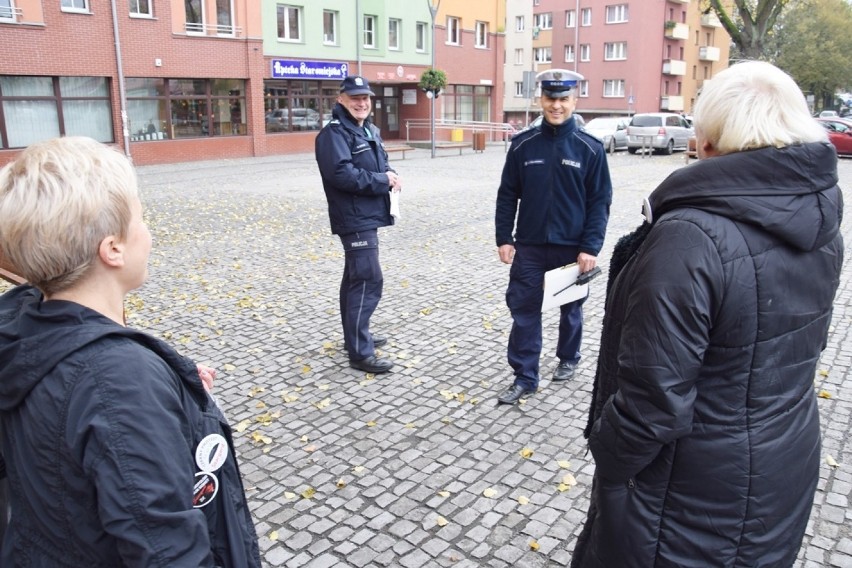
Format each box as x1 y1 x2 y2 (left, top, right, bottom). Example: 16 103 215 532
130 149 852 568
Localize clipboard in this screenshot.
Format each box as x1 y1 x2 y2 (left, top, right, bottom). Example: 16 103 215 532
542 263 590 311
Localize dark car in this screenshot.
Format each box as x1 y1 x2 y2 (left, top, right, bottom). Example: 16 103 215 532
817 117 852 156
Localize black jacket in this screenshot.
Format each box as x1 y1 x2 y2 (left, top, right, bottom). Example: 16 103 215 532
495 117 612 255
0 286 260 567
315 103 395 236
573 142 844 568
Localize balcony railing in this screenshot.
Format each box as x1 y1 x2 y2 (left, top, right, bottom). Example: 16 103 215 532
0 5 23 21
664 22 690 40
663 59 687 76
661 95 685 111
699 45 721 61
701 12 722 27
669 0 690 4
185 22 243 37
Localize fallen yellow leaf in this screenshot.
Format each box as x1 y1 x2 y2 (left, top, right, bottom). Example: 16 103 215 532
437 490 450 498
366 420 377 427
557 460 571 469
557 483 570 492
269 531 278 541
562 473 578 486
318 384 329 390
301 487 316 499
223 364 236 372
255 401 266 409
818 369 829 377
405 423 416 429
336 478 346 488
300 435 309 443
530 540 540 551
520 448 534 459
517 495 530 505
284 492 296 499
818 390 832 399
826 455 839 468
353 466 365 474
314 398 331 409
235 419 251 433
483 488 497 498
436 516 448 527
301 365 311 373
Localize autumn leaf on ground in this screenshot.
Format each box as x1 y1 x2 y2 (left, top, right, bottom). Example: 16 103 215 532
437 490 450 498
436 516 449 527
269 531 278 541
562 473 578 486
405 423 416 429
300 487 316 499
223 363 236 372
318 384 330 390
250 431 272 445
301 364 311 374
441 417 452 424
420 307 434 316
284 492 296 499
557 460 571 469
826 455 839 468
353 466 365 474
314 398 331 409
818 369 829 377
336 478 346 488
517 495 530 505
483 488 497 498
520 448 534 459
366 420 378 427
530 540 540 551
818 390 832 399
255 412 273 425
557 483 570 492
247 385 263 396
412 378 422 385
255 401 266 409
235 419 251 433
300 435 309 443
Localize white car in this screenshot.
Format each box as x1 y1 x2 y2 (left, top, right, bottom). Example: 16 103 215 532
583 117 629 153
626 112 693 155
819 110 839 118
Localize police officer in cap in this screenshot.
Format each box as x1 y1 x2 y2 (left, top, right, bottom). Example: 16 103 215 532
494 69 612 404
315 75 402 374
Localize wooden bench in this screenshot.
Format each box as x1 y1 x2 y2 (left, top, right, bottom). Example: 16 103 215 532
384 145 415 159
435 143 472 156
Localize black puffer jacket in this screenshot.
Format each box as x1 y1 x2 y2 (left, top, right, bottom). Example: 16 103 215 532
0 286 261 567
573 142 844 568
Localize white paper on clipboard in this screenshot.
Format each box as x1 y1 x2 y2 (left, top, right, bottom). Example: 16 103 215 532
542 262 589 311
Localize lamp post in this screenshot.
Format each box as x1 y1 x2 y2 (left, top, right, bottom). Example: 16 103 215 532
427 0 440 158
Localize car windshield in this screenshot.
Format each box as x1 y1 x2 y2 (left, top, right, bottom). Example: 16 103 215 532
585 118 620 130
631 116 663 127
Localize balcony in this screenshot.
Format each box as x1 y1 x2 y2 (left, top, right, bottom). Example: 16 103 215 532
668 0 690 4
0 5 22 21
664 22 690 40
662 59 687 76
661 95 685 112
701 12 722 27
699 46 721 61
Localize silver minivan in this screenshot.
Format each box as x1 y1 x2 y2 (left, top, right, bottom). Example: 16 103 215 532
626 112 693 155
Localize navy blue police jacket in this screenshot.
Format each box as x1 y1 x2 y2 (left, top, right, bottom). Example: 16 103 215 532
495 116 612 255
315 103 395 236
0 285 261 567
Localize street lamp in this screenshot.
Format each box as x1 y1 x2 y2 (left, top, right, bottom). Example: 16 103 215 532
427 0 441 158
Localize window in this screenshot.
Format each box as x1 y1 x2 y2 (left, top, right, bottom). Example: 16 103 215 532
581 7 591 26
534 47 551 63
276 5 300 41
441 85 491 122
565 10 575 28
61 0 88 12
515 15 524 32
514 82 524 97
0 76 113 149
185 0 203 32
564 44 575 63
578 80 589 97
416 21 427 51
264 80 336 134
447 16 460 44
475 21 488 48
603 79 625 97
126 78 247 140
363 14 376 48
215 0 234 35
129 0 152 17
323 10 338 45
514 48 524 65
580 44 590 61
388 18 401 50
605 4 628 23
604 42 627 60
533 12 552 30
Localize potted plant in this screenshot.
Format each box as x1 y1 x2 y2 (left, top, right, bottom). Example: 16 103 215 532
419 69 448 97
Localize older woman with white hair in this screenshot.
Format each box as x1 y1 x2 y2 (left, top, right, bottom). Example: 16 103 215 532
572 61 844 567
0 137 260 567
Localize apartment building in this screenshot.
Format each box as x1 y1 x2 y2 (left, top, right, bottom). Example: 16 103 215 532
503 0 731 126
0 0 504 165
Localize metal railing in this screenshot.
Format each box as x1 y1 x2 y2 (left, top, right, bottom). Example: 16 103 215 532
185 22 243 37
405 119 515 151
0 5 23 21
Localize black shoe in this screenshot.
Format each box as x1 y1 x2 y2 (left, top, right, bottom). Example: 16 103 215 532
497 384 536 405
372 334 388 348
349 355 394 374
552 361 577 382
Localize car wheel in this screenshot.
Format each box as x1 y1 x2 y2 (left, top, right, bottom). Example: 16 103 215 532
663 139 674 155
607 137 616 154
628 147 639 154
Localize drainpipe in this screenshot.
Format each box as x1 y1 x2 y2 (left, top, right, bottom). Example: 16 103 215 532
109 0 131 158
573 0 580 74
356 0 362 75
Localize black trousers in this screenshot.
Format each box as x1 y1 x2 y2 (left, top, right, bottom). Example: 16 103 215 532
338 229 383 360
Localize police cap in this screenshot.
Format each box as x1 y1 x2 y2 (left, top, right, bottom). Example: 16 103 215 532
340 75 375 96
537 69 584 98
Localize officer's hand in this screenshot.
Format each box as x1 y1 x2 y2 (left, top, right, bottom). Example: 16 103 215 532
498 244 515 265
577 252 597 273
387 172 402 191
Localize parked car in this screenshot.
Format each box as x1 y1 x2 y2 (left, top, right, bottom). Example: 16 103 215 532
265 108 321 132
817 117 852 156
583 117 629 153
819 110 839 118
626 112 693 155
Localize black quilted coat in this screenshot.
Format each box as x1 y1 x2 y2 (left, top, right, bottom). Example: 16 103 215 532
572 142 844 568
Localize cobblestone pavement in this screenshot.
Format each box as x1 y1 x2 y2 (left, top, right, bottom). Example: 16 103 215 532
13 145 852 567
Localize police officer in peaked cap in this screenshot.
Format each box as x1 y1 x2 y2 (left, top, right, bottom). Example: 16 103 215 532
494 69 613 404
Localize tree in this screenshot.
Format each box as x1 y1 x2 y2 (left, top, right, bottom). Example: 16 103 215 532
418 69 447 97
703 0 793 59
775 0 852 110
